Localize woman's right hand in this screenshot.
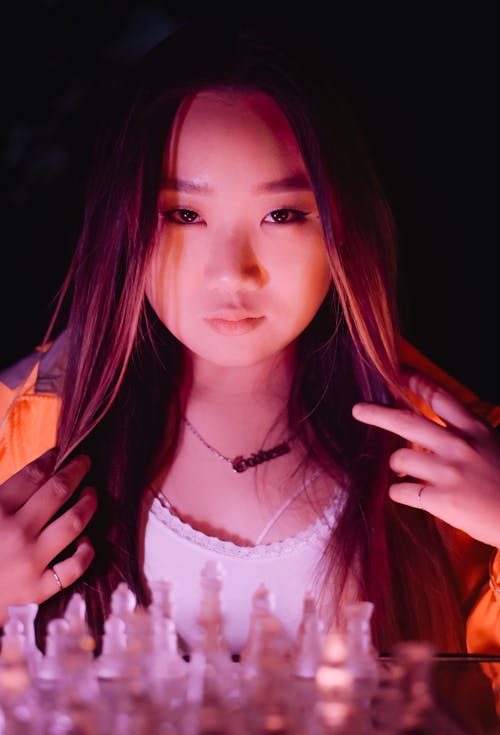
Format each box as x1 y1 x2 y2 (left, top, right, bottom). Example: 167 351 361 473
0 447 97 625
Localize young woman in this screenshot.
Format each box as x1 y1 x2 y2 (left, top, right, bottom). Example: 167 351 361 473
0 20 499 657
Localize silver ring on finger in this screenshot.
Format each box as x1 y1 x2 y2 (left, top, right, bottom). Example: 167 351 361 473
50 565 64 592
417 484 428 511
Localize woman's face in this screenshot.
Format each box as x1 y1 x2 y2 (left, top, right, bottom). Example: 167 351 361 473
146 90 331 368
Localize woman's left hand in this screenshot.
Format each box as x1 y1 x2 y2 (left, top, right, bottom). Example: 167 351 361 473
352 371 500 548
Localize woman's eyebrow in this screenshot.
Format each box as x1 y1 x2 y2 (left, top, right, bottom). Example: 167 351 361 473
159 172 312 194
160 177 212 193
254 173 312 193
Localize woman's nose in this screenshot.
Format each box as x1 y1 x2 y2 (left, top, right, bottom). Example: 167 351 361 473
204 228 267 292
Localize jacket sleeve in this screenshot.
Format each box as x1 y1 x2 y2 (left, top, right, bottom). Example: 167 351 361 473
466 550 500 653
0 351 61 484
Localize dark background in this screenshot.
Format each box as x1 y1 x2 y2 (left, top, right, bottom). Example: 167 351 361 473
1 3 497 403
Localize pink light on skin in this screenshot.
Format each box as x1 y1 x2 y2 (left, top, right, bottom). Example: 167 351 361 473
146 89 331 372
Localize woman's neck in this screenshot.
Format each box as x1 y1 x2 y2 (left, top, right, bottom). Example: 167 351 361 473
186 347 295 413
181 347 297 454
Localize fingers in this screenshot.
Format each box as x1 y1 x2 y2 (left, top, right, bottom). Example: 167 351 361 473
389 481 432 511
352 369 494 457
352 402 454 455
0 533 95 619
389 447 447 485
35 486 98 568
352 371 500 547
405 370 489 435
0 446 59 515
16 455 92 537
0 453 97 617
49 566 64 592
389 480 453 522
39 536 95 602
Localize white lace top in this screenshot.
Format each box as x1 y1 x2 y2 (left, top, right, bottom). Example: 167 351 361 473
143 480 343 655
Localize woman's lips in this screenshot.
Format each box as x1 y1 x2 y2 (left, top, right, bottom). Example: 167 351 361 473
205 315 265 335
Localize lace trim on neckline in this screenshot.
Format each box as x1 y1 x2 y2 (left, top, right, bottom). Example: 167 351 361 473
148 492 343 559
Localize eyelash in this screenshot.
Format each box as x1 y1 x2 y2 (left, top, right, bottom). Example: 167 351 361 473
264 208 308 224
160 208 309 225
161 209 200 224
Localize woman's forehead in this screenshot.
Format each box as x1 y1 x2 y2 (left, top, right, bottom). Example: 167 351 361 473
171 88 292 134
163 89 306 177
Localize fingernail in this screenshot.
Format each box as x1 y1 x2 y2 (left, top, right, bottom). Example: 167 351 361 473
77 536 93 550
80 486 97 504
77 536 95 558
75 454 92 471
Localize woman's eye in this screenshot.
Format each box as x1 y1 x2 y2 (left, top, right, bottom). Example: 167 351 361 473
265 208 308 224
162 208 201 224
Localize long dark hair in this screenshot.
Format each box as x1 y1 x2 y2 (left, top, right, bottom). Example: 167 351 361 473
36 20 465 653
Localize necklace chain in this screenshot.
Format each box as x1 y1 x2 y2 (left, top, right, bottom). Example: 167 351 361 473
184 416 233 464
183 416 292 474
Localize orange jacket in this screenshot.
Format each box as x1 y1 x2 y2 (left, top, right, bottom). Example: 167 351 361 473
1 333 499 655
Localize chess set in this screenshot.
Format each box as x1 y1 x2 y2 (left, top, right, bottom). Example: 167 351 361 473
0 560 478 734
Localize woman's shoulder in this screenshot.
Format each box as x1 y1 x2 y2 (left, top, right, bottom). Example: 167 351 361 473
0 331 68 398
0 333 67 483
